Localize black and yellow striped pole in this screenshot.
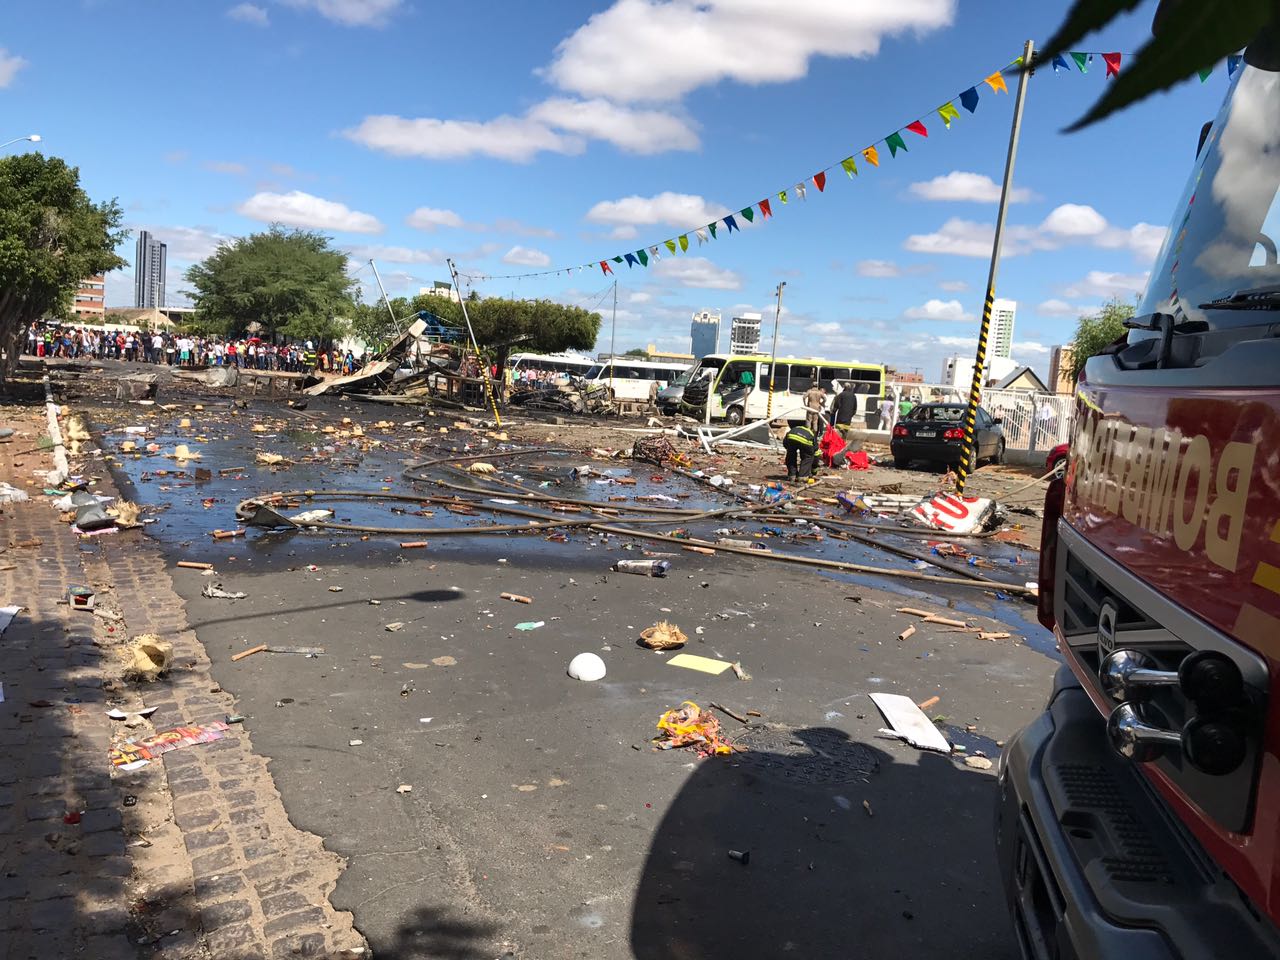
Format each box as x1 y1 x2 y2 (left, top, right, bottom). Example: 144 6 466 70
957 39 1034 494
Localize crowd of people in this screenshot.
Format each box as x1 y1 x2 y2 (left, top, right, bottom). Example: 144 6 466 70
24 322 367 375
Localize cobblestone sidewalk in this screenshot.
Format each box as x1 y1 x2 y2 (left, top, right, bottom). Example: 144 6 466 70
0 394 366 959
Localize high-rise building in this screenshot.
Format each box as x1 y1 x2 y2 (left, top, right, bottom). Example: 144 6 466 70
72 274 106 320
990 298 1016 359
1048 344 1076 394
134 230 167 308
419 281 461 303
690 310 721 359
730 312 762 354
941 354 1018 388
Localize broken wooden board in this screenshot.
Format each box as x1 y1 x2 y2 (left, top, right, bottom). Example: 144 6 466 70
869 692 951 753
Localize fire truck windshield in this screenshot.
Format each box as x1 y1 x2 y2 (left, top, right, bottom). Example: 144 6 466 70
1139 59 1280 329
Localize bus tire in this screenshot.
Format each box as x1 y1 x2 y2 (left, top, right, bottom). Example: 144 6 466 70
726 406 744 426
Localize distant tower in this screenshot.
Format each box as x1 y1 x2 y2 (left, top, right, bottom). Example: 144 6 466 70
990 298 1016 359
134 230 167 308
730 312 762 354
690 310 721 359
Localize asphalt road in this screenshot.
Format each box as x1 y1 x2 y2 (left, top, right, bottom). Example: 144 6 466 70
171 533 1056 959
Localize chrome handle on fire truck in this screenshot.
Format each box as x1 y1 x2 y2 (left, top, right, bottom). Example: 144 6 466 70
1106 703 1183 764
1099 649 1180 702
1100 648 1245 706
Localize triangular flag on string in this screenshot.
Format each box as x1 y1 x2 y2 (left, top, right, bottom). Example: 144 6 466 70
778 189 788 204
959 86 979 113
624 253 638 268
840 156 858 177
862 145 879 167
1071 52 1090 73
740 206 755 223
695 227 708 244
649 245 661 261
1102 52 1121 77
937 103 959 128
759 198 773 218
812 171 826 192
637 248 648 267
1228 54 1243 77
984 71 1008 94
794 182 807 201
708 222 718 239
600 260 613 276
886 131 907 158
1198 66 1213 82
724 215 740 233
665 239 677 255
678 234 689 252
906 120 928 138
1052 53 1069 72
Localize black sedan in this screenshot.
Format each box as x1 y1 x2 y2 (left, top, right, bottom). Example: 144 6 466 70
890 403 1005 470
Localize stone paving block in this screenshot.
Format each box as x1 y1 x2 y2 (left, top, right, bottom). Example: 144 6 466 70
262 907 326 941
190 847 236 878
173 805 221 831
81 903 131 934
81 933 143 960
204 920 259 956
194 870 247 902
28 895 74 931
80 806 122 833
201 896 253 929
184 828 231 852
272 931 327 958
81 830 127 858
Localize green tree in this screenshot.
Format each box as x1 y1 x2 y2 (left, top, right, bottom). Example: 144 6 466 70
1069 297 1135 382
0 153 125 381
622 347 649 358
184 226 356 341
406 294 600 371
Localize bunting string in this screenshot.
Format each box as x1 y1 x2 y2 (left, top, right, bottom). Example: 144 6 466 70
454 48 1220 284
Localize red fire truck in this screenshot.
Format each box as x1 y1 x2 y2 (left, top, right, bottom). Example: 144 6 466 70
996 15 1280 960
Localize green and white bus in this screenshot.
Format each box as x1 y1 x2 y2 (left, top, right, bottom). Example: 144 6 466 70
678 353 885 425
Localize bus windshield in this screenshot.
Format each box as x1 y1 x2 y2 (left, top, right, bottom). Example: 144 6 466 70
584 364 606 379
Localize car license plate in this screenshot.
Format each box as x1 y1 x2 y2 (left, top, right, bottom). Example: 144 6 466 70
917 430 936 438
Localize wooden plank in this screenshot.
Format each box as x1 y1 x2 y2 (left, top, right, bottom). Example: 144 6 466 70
869 692 951 753
231 644 267 662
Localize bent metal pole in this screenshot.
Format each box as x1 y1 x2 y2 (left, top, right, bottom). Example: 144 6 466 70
957 39 1034 494
446 257 503 428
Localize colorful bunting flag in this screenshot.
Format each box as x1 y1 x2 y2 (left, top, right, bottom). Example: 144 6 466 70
678 234 689 252
724 215 740 233
637 248 648 267
740 206 755 223
1198 66 1213 82
665 239 676 255
840 156 858 177
600 260 613 275
794 182 807 200
649 245 661 261
1102 52 1121 78
778 189 788 204
624 252 638 268
960 86 979 113
1052 53 1069 72
886 131 908 158
862 145 879 167
696 227 708 244
708 222 718 239
612 256 624 264
938 103 959 128
906 120 928 138
984 71 1008 94
813 171 827 192
1228 54 1243 77
759 198 773 218
1071 52 1090 73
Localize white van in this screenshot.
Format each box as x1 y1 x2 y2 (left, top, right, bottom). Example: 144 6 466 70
580 359 692 402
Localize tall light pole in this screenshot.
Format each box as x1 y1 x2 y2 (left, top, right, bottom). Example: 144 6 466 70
766 281 786 419
1 135 41 150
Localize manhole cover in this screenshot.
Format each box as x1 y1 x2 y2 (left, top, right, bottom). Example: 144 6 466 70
728 724 879 785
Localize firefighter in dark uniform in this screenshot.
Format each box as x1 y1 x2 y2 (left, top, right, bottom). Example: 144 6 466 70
783 423 818 482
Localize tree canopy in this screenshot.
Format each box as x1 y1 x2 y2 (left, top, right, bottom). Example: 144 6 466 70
0 152 125 380
1068 297 1135 381
185 226 356 341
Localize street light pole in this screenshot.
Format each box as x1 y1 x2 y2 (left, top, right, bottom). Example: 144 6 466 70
1 135 41 150
766 281 786 419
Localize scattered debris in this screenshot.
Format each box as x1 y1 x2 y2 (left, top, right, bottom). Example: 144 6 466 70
109 721 231 768
232 644 268 662
653 701 735 755
614 559 671 577
896 625 917 642
66 585 96 610
567 652 606 682
639 621 687 650
396 784 413 794
431 655 457 667
667 653 733 675
0 606 20 638
730 661 752 682
964 756 994 770
384 622 405 632
177 561 213 571
515 621 545 631
917 695 941 711
201 583 246 600
727 849 751 865
708 701 749 724
870 692 951 753
501 592 533 604
863 799 874 817
123 635 173 682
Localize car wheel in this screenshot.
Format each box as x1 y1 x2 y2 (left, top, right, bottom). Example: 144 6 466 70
992 438 1006 465
726 406 744 426
893 456 910 469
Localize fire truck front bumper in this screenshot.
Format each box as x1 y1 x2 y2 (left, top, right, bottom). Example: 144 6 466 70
996 665 1280 960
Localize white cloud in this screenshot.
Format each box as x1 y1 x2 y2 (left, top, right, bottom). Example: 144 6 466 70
344 98 698 163
0 48 27 88
1041 203 1108 237
269 162 298 177
939 279 969 292
493 218 556 238
228 3 270 26
545 0 955 102
652 256 742 290
909 171 1031 203
1060 269 1149 300
1096 222 1167 263
279 0 402 27
628 291 653 303
904 219 1004 258
1036 298 1078 317
502 246 552 267
405 207 465 231
609 225 639 240
856 259 901 278
237 190 383 233
906 206 1166 263
203 160 248 175
806 321 841 334
345 244 441 265
904 298 973 322
585 191 729 230
528 98 698 154
935 335 976 348
1013 340 1050 355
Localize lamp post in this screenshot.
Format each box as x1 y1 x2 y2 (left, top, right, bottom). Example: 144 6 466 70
1 135 41 150
765 281 786 419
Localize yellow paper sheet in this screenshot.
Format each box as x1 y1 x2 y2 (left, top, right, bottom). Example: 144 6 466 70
666 653 733 675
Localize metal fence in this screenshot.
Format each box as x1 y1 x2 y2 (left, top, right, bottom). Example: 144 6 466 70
881 381 1075 454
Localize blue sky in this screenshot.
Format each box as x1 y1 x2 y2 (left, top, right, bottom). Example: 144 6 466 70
2 0 1229 379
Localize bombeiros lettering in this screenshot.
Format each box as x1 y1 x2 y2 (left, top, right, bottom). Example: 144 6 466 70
1071 415 1255 573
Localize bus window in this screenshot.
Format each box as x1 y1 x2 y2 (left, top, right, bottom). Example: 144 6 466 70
719 361 755 391
788 366 815 393
820 366 851 390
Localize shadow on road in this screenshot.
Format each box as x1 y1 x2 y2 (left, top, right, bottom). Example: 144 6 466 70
630 726 1016 960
